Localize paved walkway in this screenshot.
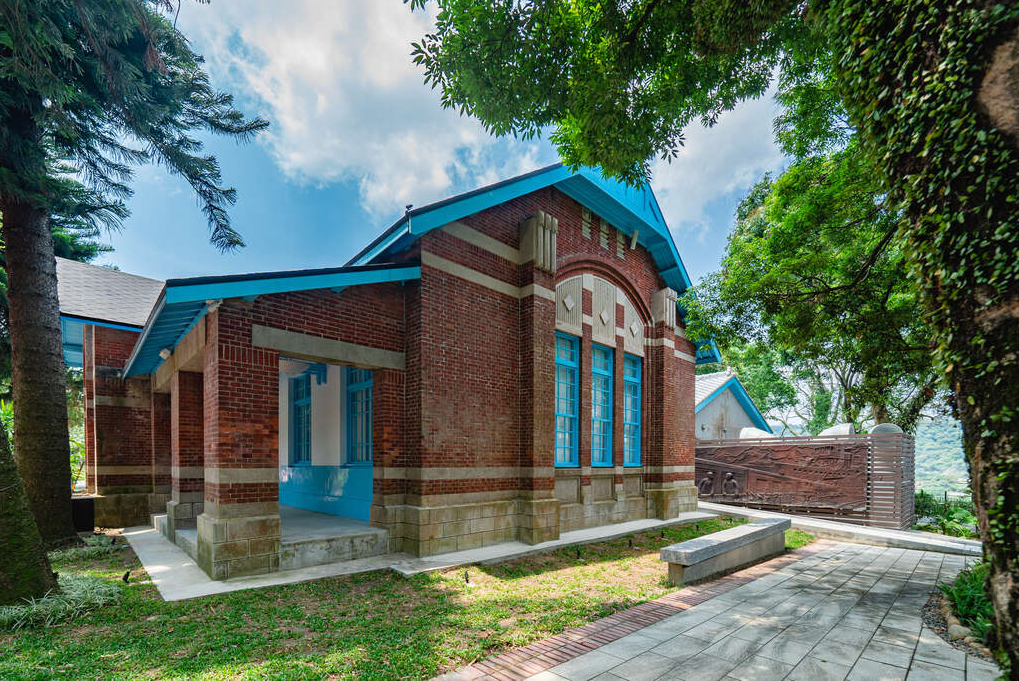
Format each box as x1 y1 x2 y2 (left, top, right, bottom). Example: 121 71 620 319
443 543 1000 681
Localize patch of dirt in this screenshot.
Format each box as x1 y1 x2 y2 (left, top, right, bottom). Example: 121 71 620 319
921 590 996 663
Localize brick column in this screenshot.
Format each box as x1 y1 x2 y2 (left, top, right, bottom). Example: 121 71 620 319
518 211 560 544
150 389 171 512
644 288 697 518
83 325 97 494
196 304 281 580
166 371 204 541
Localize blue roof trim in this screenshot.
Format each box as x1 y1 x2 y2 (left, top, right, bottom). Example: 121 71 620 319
345 163 694 293
122 263 421 378
694 339 723 365
695 376 772 433
60 315 143 368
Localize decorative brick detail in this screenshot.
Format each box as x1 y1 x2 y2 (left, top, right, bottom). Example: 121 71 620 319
446 541 837 680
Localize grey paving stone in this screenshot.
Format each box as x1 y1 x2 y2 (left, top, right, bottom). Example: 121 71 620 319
731 622 785 645
882 612 924 634
905 659 966 681
659 651 738 681
872 624 923 648
726 654 794 681
648 634 709 662
839 612 883 632
848 657 907 681
808 639 866 668
700 636 763 664
757 637 814 666
786 655 853 681
596 633 660 660
913 638 966 671
967 659 1004 681
605 651 675 681
589 674 626 681
548 650 625 681
525 672 569 681
861 640 915 668
823 625 874 647
682 616 744 643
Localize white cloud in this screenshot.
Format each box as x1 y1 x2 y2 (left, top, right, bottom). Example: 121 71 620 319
651 93 786 243
179 1 781 232
178 0 555 217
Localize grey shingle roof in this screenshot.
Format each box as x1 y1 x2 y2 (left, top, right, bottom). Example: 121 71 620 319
695 370 735 406
55 257 164 328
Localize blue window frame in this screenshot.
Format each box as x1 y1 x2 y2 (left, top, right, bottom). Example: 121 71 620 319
623 354 642 466
346 367 373 464
591 344 613 467
290 374 312 465
554 333 579 467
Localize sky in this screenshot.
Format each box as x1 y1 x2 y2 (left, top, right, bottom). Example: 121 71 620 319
99 1 786 286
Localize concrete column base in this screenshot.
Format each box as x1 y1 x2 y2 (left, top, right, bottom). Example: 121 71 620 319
163 499 194 542
646 484 699 519
518 498 560 544
196 512 281 580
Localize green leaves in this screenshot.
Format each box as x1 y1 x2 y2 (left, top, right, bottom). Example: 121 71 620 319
0 0 268 251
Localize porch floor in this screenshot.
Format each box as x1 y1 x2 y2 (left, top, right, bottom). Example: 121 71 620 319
280 504 376 543
279 504 389 570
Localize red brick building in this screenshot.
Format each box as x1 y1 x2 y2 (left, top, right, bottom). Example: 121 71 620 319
59 165 718 580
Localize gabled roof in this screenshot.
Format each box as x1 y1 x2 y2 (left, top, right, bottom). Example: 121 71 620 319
348 163 694 295
55 257 164 328
695 370 772 433
55 257 165 367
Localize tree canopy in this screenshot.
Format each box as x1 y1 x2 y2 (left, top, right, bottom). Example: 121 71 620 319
409 0 1019 666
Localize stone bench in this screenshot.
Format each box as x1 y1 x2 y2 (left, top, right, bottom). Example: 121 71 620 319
660 517 791 584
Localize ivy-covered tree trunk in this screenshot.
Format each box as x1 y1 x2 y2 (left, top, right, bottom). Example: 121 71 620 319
0 417 58 604
0 112 77 548
823 0 1019 670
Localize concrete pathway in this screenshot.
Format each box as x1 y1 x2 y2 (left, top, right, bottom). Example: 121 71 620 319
699 502 982 557
123 510 716 601
449 543 999 681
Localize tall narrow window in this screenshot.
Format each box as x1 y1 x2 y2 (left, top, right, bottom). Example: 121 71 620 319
591 344 613 466
623 354 642 466
554 333 579 466
290 374 311 465
346 367 373 464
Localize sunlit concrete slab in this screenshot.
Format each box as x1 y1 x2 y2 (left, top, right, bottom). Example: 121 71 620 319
699 502 982 556
123 510 716 601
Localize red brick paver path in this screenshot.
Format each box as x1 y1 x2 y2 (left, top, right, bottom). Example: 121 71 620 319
440 540 838 681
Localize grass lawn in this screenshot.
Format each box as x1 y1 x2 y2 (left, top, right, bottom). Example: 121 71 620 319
2 518 812 680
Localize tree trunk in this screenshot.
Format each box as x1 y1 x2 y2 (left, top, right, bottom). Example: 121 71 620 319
1 192 77 547
0 417 58 604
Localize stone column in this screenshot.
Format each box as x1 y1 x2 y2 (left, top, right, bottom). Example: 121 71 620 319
149 390 171 515
196 304 281 580
83 324 97 494
644 287 698 518
518 211 560 544
166 371 204 541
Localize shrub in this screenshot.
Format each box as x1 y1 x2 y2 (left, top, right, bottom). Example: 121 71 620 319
939 561 995 644
0 574 120 631
48 534 123 563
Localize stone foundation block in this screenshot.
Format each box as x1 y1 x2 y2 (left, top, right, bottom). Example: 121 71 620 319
197 512 281 580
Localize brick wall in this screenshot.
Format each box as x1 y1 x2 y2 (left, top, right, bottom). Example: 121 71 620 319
89 326 153 494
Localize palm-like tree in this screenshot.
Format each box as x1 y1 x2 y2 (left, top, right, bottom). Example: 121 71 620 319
0 0 266 592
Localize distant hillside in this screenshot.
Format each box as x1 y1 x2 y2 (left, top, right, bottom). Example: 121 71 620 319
913 418 969 496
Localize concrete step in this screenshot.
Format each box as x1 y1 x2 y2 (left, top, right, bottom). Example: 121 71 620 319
175 528 198 561
280 527 389 570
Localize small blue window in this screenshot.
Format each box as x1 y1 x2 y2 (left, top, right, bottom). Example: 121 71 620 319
346 367 373 464
591 344 613 466
623 354 642 466
290 374 311 465
554 333 579 467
